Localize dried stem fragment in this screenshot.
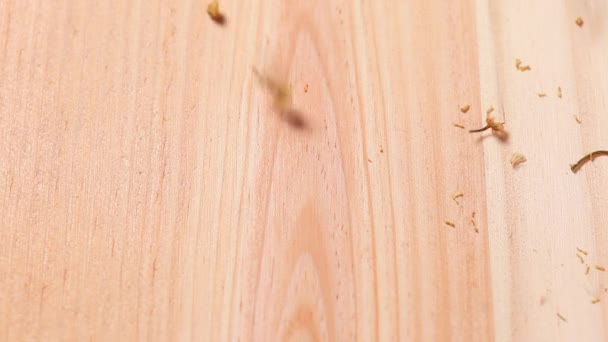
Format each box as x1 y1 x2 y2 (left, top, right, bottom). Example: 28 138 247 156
537 93 546 98
576 253 585 264
460 105 470 113
596 265 606 272
557 313 567 322
577 247 588 256
585 264 590 275
570 151 608 173
557 86 562 98
445 221 456 228
452 193 464 204
453 123 465 129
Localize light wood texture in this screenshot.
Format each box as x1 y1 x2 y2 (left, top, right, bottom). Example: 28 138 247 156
1 0 607 341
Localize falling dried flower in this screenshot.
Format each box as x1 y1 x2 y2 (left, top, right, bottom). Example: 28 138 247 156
460 105 470 113
557 313 567 322
515 59 531 71
592 298 601 304
252 67 292 110
557 86 562 98
576 17 584 27
596 265 606 272
570 151 608 173
510 153 527 168
577 247 588 255
453 123 465 129
537 93 547 98
445 221 456 228
207 0 225 24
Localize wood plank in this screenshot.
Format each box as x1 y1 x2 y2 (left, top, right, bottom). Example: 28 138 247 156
0 0 606 341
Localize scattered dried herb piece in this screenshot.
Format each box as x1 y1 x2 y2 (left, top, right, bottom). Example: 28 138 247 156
460 105 470 113
510 153 527 168
515 59 531 71
452 193 464 204
304 84 309 93
453 123 465 129
367 158 372 163
471 218 479 233
577 247 588 256
575 116 582 124
576 253 585 264
585 264 590 275
570 151 608 173
576 17 584 27
537 92 547 98
592 298 601 304
596 265 606 272
486 106 494 115
557 86 562 98
207 0 225 24
445 221 456 228
557 313 567 322
380 146 384 153
469 113 508 140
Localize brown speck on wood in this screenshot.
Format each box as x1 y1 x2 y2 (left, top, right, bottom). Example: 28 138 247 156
510 153 527 168
596 265 606 272
304 84 309 93
453 122 465 129
445 221 456 228
577 247 588 255
460 105 470 113
379 146 384 153
537 92 546 98
557 313 567 322
592 298 601 304
557 86 562 98
576 17 584 27
486 106 494 115
585 264 590 275
207 0 226 24
575 116 582 124
540 296 547 305
452 193 463 204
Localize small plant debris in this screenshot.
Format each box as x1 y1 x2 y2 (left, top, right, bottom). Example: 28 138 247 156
304 84 309 93
570 151 608 173
380 146 384 153
515 59 531 71
469 113 508 140
510 153 527 168
592 298 601 304
557 313 567 322
576 253 585 264
585 264 590 275
445 221 456 228
576 17 584 27
452 193 464 204
486 106 494 115
537 92 547 98
596 265 606 272
577 247 588 255
453 123 465 129
207 0 225 24
575 116 582 124
557 86 562 98
460 105 470 113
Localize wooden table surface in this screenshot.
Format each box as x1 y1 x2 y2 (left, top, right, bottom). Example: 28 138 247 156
1 1 607 341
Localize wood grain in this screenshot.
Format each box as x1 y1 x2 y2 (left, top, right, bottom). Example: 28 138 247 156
1 0 607 341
